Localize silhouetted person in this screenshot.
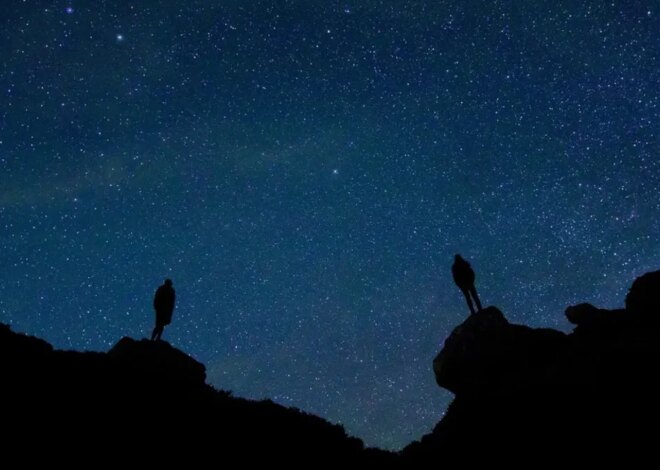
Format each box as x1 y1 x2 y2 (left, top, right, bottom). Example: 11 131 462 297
151 278 176 341
452 255 482 315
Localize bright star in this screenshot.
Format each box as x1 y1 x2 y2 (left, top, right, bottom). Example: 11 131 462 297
116 34 124 42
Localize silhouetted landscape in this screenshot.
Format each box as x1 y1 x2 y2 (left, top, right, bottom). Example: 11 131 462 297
2 270 659 465
0 322 394 465
2 1 656 461
403 269 660 464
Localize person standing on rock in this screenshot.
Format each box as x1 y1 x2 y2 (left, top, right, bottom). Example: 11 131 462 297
452 255 482 315
151 278 176 341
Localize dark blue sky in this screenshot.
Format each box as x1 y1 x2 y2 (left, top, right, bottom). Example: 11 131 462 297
1 1 658 449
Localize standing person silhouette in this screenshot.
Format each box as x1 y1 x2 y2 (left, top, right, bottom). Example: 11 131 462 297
452 255 482 315
151 278 176 341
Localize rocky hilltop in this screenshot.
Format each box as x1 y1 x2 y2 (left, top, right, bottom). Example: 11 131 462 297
403 270 660 464
2 270 659 465
0 324 393 465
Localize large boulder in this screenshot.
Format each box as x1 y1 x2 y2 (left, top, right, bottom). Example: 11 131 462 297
565 303 610 325
625 270 660 317
433 307 567 395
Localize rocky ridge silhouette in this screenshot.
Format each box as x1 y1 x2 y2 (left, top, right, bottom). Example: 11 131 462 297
2 270 659 465
0 324 394 465
403 270 660 464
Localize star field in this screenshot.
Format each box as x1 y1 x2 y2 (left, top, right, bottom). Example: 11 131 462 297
1 1 658 449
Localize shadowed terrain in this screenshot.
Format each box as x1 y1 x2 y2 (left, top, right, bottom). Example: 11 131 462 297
2 270 659 465
0 324 394 465
403 270 660 464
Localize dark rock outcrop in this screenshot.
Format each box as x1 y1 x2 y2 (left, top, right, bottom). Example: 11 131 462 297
108 337 207 384
565 302 612 325
0 326 395 466
626 270 660 317
404 270 660 464
433 306 567 395
4 269 660 465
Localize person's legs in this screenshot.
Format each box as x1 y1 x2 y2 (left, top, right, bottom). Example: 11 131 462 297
152 325 163 341
461 287 476 314
470 285 482 311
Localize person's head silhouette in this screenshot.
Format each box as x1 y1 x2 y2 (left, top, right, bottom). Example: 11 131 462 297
164 278 173 286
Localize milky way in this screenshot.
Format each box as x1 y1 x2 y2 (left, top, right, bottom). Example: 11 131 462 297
1 1 658 449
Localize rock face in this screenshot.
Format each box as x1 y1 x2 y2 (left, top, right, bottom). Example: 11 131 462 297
433 307 567 395
404 270 660 464
0 328 392 466
565 302 612 325
626 270 660 317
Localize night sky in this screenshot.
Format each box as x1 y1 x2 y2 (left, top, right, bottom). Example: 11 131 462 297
1 1 658 449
